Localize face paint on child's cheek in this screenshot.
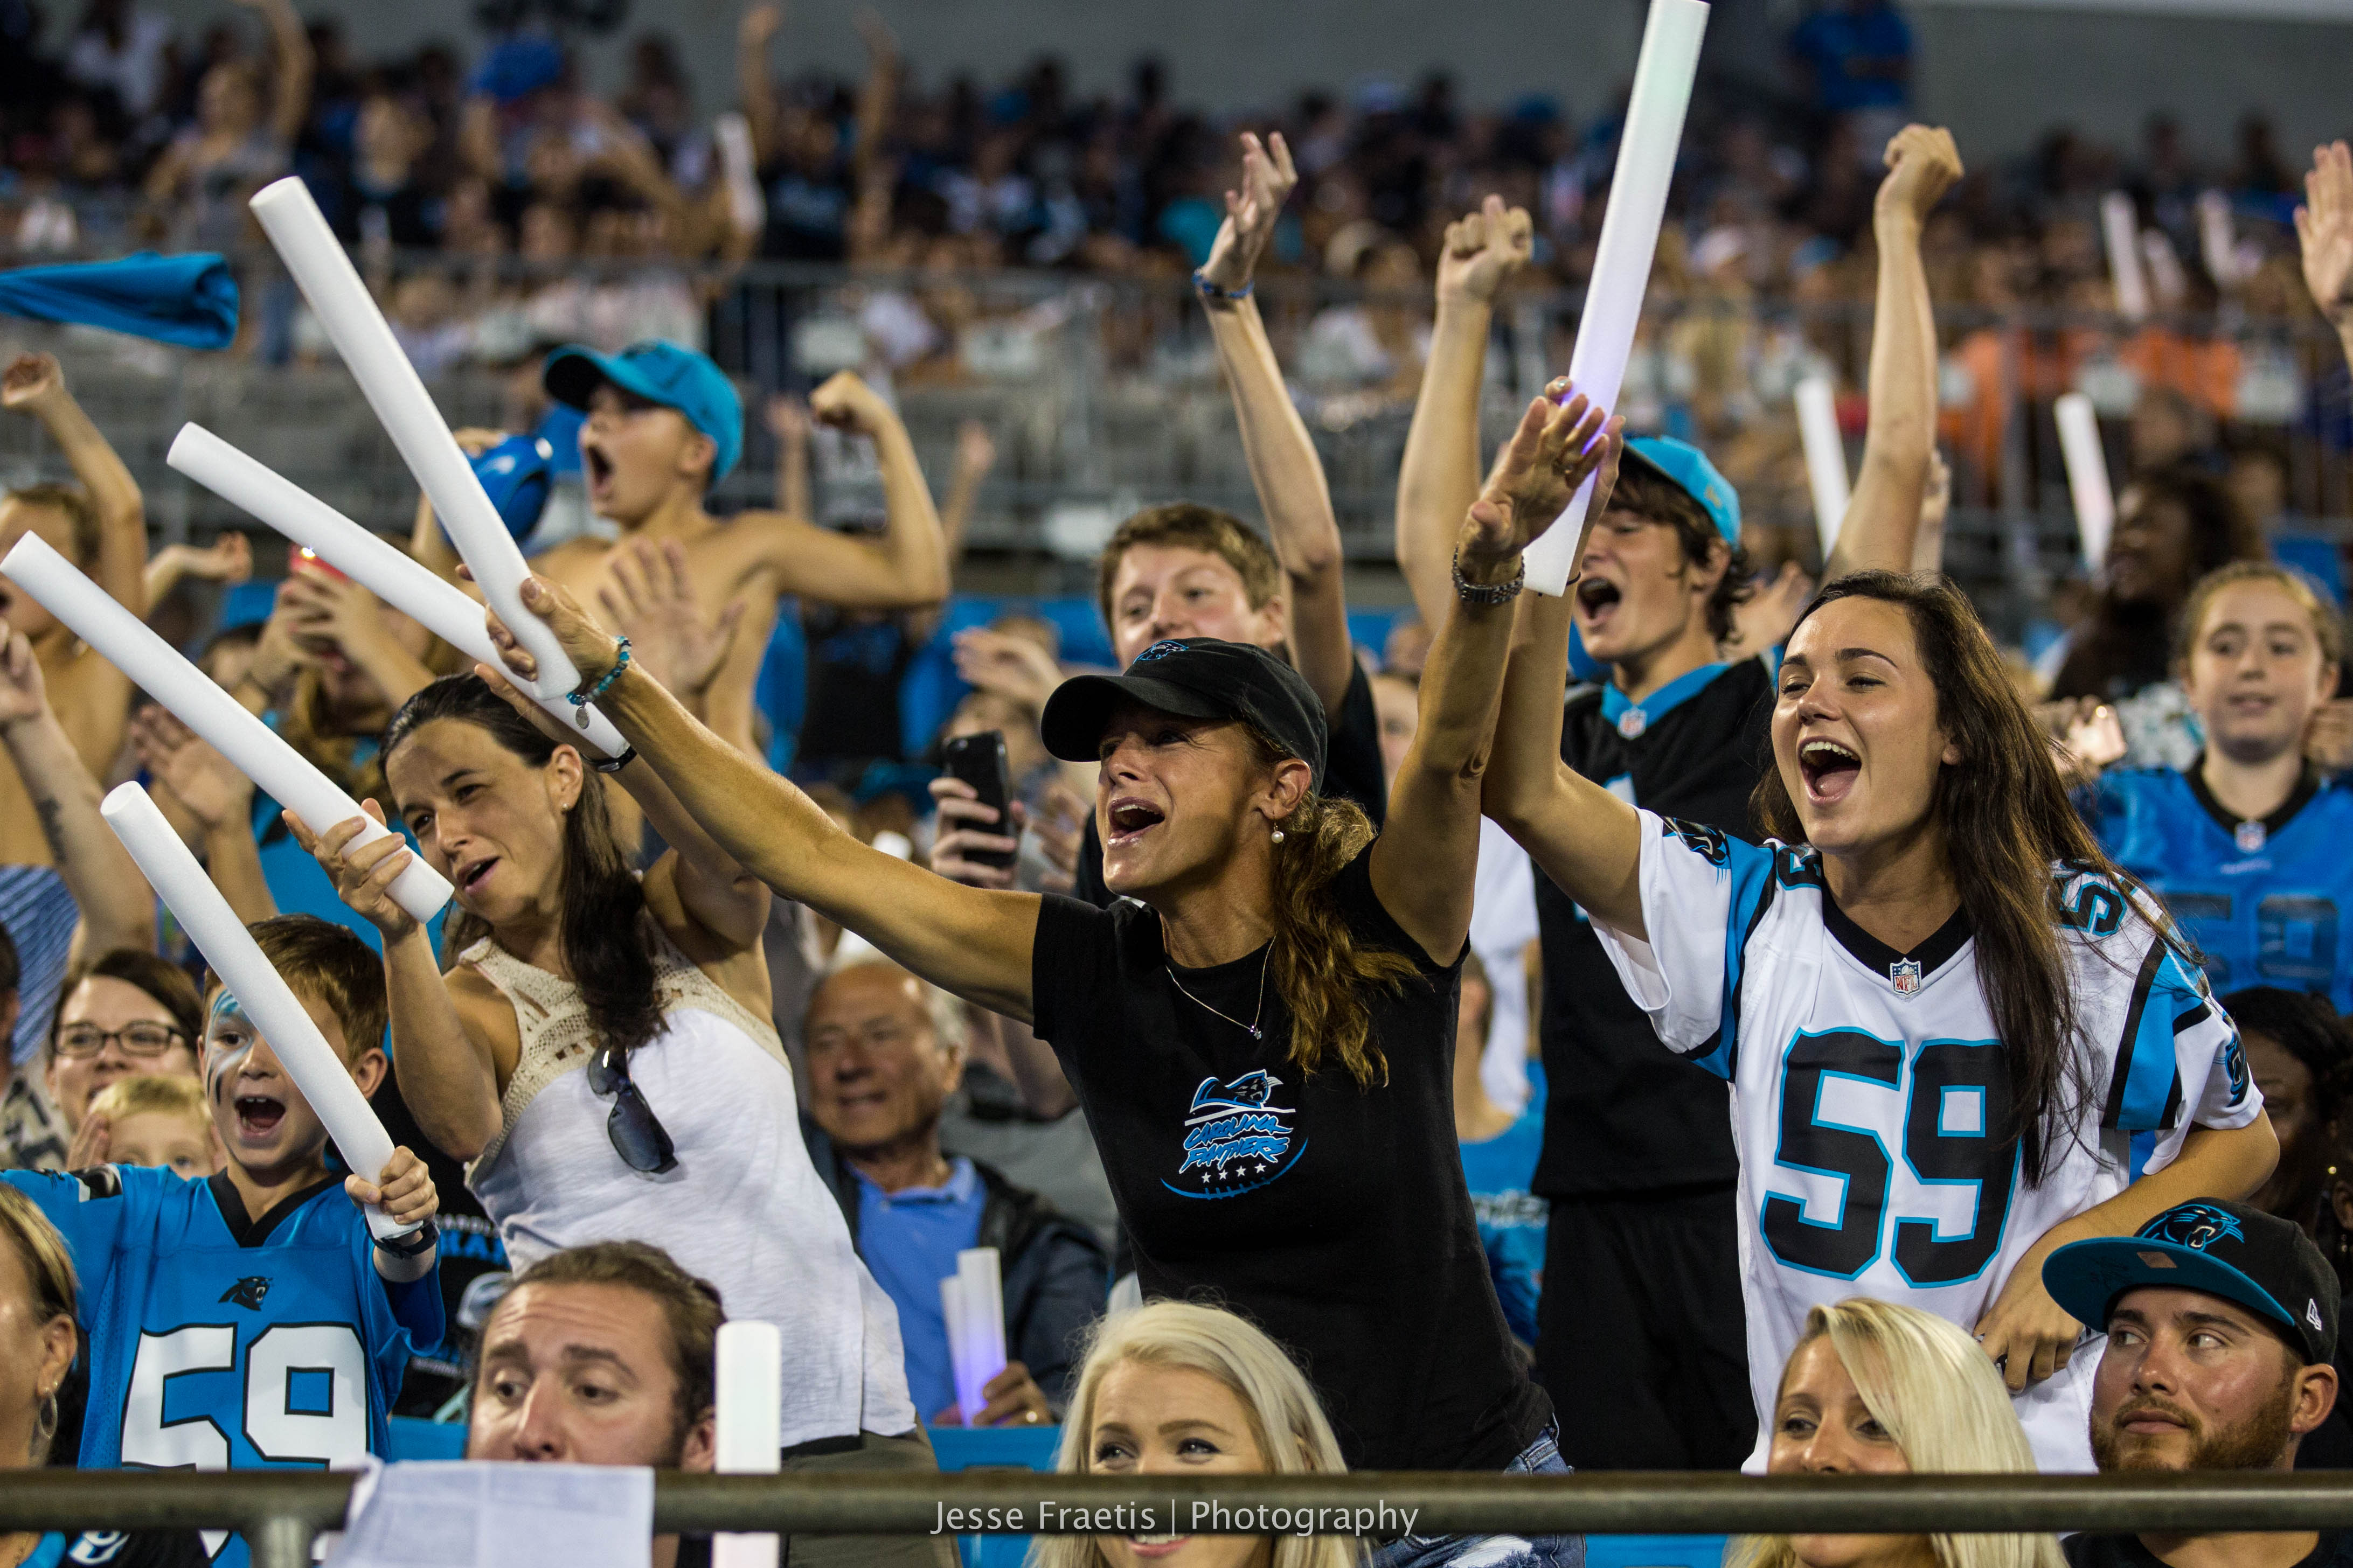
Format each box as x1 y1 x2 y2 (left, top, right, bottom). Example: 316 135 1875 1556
203 991 256 1103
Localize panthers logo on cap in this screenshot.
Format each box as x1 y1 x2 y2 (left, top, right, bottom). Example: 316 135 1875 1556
2140 1202 2245 1252
1134 640 1190 664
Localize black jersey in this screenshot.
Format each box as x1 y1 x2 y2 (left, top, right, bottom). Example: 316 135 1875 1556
1530 657 1772 1197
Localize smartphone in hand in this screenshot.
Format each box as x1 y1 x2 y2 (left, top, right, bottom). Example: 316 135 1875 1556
940 730 1018 874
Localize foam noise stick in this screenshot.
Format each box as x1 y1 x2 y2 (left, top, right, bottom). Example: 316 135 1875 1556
247 176 582 707
1 534 451 923
2054 393 2117 571
941 1247 1007 1425
2101 191 2150 321
102 783 418 1242
713 1321 782 1568
1794 376 1850 557
166 423 628 760
1522 0 1711 596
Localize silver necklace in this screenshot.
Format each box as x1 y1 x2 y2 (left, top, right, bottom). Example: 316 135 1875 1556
1167 946 1272 1041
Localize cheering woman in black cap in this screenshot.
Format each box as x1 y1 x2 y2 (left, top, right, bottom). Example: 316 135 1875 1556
441 384 1617 1550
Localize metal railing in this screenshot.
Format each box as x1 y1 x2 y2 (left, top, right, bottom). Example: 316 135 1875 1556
11 1469 2353 1568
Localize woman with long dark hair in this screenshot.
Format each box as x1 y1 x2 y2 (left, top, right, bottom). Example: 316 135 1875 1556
1483 568 2279 1471
290 675 939 1550
468 386 1617 1568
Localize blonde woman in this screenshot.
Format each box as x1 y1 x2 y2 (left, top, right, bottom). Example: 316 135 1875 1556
1736 1298 2065 1568
1033 1301 1358 1568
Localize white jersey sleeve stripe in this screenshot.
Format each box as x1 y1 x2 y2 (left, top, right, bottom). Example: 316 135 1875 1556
1601 812 1783 1079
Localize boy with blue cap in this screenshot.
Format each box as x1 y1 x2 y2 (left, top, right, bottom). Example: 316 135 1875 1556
1397 126 1963 1471
2046 1198 2346 1568
417 343 948 756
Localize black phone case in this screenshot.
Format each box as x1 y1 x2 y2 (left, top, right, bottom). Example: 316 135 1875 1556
941 730 1018 872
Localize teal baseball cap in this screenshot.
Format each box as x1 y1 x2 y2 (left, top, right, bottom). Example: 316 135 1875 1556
543 340 743 484
1622 435 1740 545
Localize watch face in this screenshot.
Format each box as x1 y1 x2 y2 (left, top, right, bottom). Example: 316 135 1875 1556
2236 819 2267 854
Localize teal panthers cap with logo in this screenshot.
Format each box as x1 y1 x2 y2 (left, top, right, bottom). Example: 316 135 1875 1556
543 339 744 483
1622 435 1740 545
2044 1197 2340 1364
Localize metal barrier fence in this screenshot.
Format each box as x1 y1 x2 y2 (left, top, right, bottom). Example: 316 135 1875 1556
4 247 2350 639
11 1469 2353 1568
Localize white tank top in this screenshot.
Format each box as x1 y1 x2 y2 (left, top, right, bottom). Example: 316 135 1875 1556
462 923 917 1445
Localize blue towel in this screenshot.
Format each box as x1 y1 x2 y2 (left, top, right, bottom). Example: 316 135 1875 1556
0 252 238 351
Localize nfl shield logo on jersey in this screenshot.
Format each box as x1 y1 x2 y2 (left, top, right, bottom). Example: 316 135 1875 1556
1889 958 1922 995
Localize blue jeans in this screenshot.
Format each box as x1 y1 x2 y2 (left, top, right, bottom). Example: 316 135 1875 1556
1365 1423 1585 1568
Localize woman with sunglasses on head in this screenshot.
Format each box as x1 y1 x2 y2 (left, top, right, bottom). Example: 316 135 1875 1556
463 386 1616 1568
291 676 932 1527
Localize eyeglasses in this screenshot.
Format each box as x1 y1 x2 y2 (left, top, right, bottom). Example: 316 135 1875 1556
586 1039 676 1174
54 1023 189 1060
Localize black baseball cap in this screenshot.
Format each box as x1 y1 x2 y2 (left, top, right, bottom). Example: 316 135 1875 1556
2044 1198 2341 1365
1040 638 1327 784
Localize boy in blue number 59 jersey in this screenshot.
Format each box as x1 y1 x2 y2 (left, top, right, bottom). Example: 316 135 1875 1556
4 917 440 1566
2080 562 2353 1013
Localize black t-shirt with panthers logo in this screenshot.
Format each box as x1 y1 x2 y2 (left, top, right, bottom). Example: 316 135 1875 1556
1029 843 1550 1473
1531 656 1772 1197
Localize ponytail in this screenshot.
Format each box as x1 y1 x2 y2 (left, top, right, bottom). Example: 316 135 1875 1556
1245 728 1420 1086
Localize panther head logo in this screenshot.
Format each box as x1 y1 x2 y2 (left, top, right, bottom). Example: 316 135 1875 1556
219 1276 273 1311
2223 1032 2250 1102
1133 640 1190 665
1189 1069 1282 1116
2140 1203 2245 1253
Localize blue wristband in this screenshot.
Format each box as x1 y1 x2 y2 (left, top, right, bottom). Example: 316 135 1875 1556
1192 269 1252 304
570 637 630 706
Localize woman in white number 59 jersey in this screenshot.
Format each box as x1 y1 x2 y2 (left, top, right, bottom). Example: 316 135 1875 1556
1484 570 2280 1472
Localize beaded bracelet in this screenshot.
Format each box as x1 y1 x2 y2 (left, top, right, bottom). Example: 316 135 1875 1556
570 637 631 707
1192 269 1253 304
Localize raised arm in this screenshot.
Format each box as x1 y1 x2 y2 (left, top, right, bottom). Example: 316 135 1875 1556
849 8 899 185
1829 124 1963 580
235 0 314 148
1371 386 1613 964
1480 498 1648 940
1395 197 1533 631
145 533 253 618
2297 141 2353 378
0 626 154 959
130 707 276 925
758 371 951 609
1196 132 1352 713
763 395 814 520
2 353 144 616
738 2 786 166
492 572 1037 1019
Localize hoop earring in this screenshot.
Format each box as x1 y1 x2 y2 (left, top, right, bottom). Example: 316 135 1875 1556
1270 828 1285 844
32 1387 56 1458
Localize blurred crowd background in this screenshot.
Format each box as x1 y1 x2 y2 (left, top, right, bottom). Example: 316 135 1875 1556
1 0 2349 658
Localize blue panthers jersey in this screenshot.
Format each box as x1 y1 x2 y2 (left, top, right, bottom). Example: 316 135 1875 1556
2 1166 440 1566
2084 764 2353 1012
